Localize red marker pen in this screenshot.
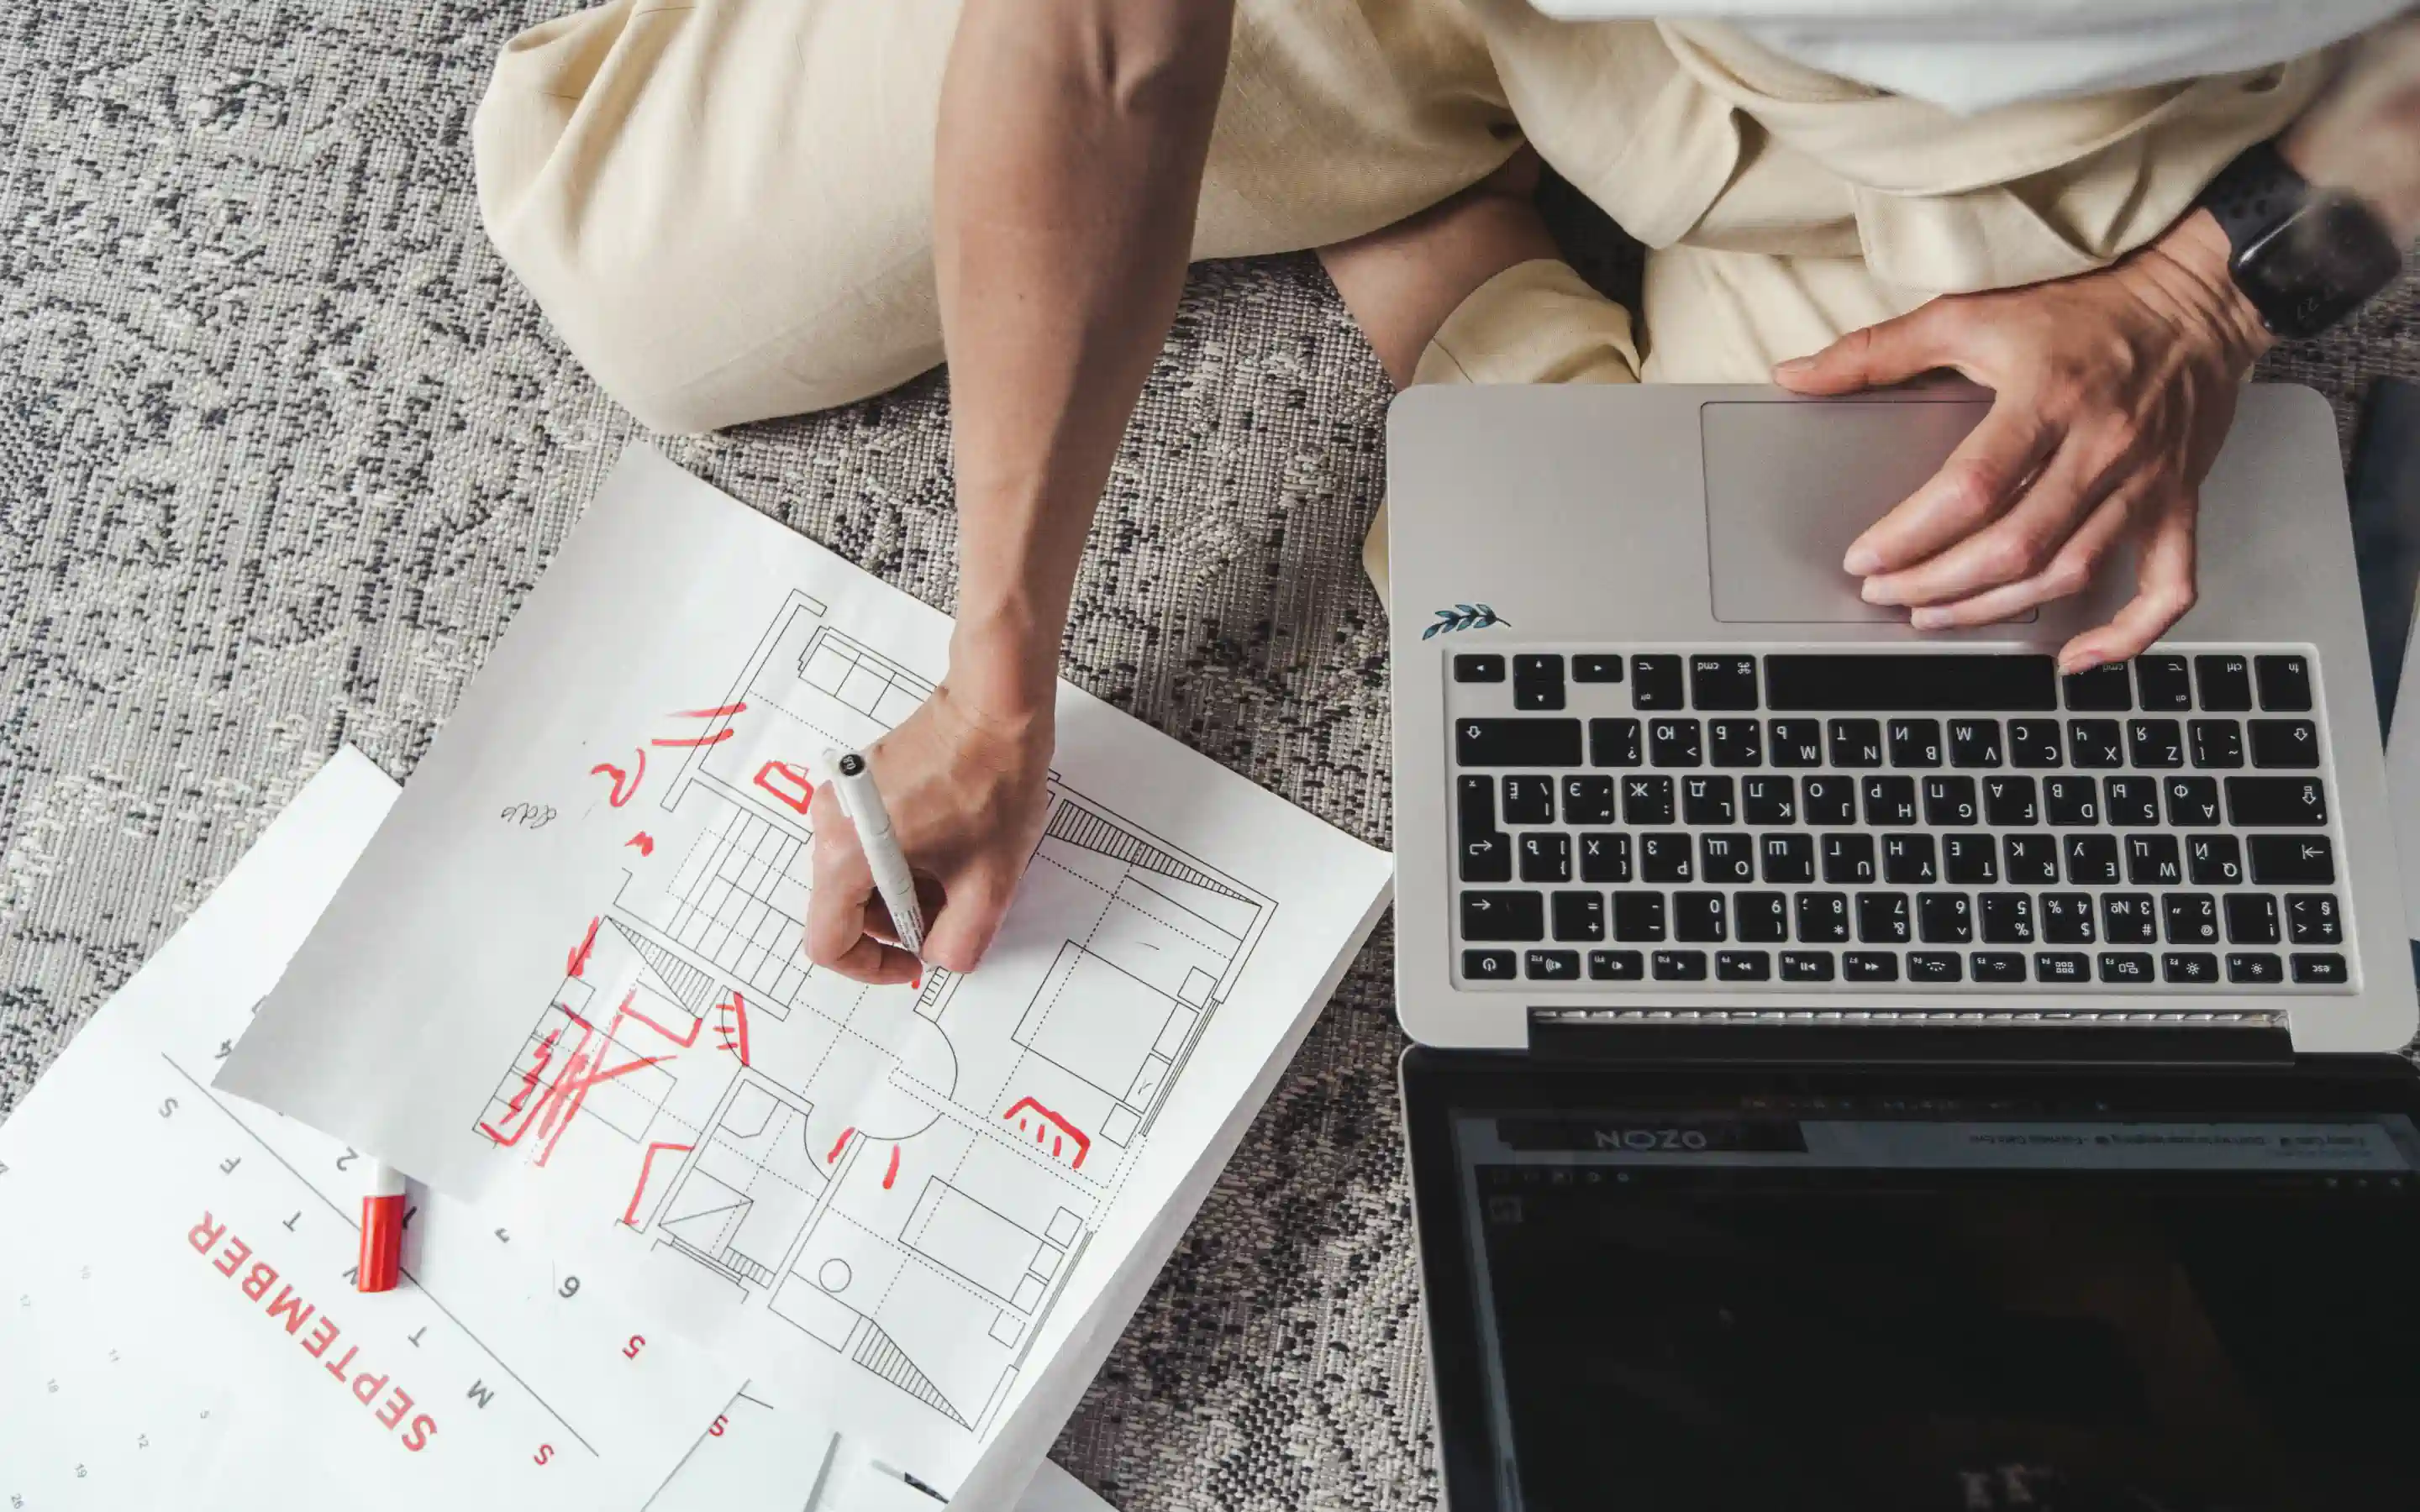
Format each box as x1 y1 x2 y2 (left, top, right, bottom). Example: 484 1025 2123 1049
358 1161 407 1293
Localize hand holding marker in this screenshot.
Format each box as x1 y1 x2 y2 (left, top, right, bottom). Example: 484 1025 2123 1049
828 749 928 964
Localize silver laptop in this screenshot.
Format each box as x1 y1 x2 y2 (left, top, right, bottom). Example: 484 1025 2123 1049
1388 383 2417 1055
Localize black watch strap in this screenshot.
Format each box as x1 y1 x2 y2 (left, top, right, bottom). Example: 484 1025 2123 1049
2197 139 2308 260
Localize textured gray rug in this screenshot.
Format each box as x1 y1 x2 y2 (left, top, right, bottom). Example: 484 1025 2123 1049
2 5 2415 1509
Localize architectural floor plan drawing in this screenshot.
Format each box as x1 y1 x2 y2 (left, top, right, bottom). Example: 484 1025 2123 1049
222 445 1394 1501
471 596 1276 1443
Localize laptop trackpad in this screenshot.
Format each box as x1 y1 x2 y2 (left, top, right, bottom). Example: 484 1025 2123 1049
1702 398 2029 624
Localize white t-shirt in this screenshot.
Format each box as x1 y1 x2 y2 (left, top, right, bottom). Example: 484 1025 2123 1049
1528 0 2410 113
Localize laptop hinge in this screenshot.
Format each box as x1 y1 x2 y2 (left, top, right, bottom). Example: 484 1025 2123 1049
1527 1012 2296 1069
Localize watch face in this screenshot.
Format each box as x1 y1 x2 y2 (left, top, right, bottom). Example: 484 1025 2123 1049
2236 192 2407 340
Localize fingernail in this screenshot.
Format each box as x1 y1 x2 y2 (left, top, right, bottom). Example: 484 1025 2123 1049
1844 545 1881 575
1775 356 1814 375
1910 607 1948 629
1860 579 1897 606
2062 653 2100 675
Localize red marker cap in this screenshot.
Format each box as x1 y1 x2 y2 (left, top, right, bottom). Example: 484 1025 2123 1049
358 1162 407 1294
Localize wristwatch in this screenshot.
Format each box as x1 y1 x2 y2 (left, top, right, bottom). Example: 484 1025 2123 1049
2196 139 2406 341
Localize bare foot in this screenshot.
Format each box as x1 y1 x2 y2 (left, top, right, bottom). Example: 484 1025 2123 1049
1317 148 1564 390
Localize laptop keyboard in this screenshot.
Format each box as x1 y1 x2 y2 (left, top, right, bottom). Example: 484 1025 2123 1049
1447 648 2355 994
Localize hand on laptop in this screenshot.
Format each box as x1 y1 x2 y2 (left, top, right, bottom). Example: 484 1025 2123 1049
1773 209 2274 673
803 684 1053 984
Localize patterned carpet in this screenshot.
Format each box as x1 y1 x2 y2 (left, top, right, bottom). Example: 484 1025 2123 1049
1 4 2414 1509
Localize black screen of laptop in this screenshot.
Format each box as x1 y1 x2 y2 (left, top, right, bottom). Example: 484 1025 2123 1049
1407 1055 2420 1512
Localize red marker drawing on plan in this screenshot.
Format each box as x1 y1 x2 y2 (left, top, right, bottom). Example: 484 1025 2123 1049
358 1161 406 1293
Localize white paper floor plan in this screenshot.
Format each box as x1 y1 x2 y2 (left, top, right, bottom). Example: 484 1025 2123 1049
471 597 1276 1441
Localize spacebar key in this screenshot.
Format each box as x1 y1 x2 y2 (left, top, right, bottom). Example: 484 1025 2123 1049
1456 718 1583 767
1765 654 2058 711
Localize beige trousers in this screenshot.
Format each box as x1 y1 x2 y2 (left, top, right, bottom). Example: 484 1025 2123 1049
473 0 2326 572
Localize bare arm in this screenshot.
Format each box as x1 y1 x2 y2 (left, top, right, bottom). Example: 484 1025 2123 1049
807 0 1234 983
1777 18 2420 671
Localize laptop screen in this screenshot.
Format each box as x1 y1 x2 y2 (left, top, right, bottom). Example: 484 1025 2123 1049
1411 1058 2420 1512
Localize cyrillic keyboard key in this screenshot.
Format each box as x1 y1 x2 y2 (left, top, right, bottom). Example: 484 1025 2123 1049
2227 776 2328 827
2008 719 2064 768
2034 952 2090 983
1526 949 1581 980
2128 718 2184 768
2134 654 2192 711
1649 717 1703 767
1944 835 1997 885
2286 894 2343 944
2249 719 2320 769
2225 893 2280 944
1587 949 1644 979
1922 774 1980 825
1709 719 1763 767
1674 891 1728 942
1760 832 1815 884
1464 949 1517 979
1503 774 1554 825
2102 893 2157 943
1683 775 1737 826
1579 832 1631 884
2186 834 2242 885
2226 953 2283 984
1856 891 1911 944
1561 774 1616 825
1780 952 1836 982
2098 952 2154 984
2249 835 2334 885
1715 950 1771 981
1457 717 1581 767
1765 654 2057 711
1613 892 1667 941
1983 775 2038 826
2254 654 2312 711
1735 892 1788 942
1948 719 2004 768
1883 832 1938 885
1461 891 1544 942
2104 774 2160 827
2189 720 2243 769
1518 832 1570 884
1632 655 1685 709
2063 663 2132 711
1971 952 2025 983
1801 774 1856 826
1796 891 1850 942
1822 833 1877 883
1907 952 1962 983
2161 952 2218 984
2063 833 2120 885
2163 893 2219 945
1887 718 1942 768
2044 776 2101 826
1769 719 1824 767
2195 654 2254 711
1844 952 1900 982
1651 950 1707 981
1690 654 1759 710
2124 833 2182 885
1700 832 1754 884
2165 776 2221 827
1980 893 2033 943
2070 719 2126 769
2003 834 2058 885
2291 953 2349 984
1453 653 1506 683
1552 890 1607 942
1918 892 1972 943
2040 893 2096 943
1743 776 1798 826
1828 718 1884 767
1590 717 1643 768
1639 832 1693 883
1623 774 1676 824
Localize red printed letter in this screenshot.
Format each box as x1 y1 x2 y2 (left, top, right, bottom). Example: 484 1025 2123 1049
623 1335 645 1360
324 1345 360 1383
351 1368 390 1406
266 1287 315 1336
402 1415 435 1452
241 1262 278 1302
377 1388 415 1431
214 1238 251 1278
303 1317 340 1359
187 1213 226 1255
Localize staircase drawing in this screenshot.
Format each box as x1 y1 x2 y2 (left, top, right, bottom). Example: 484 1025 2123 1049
853 1322 970 1428
1044 804 1252 900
